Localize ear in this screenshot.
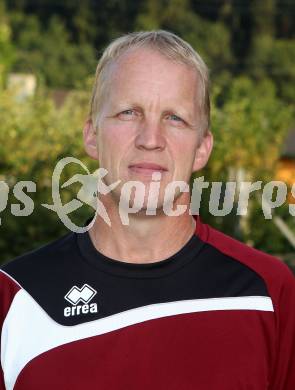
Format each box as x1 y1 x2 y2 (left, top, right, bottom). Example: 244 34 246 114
192 130 213 172
83 118 99 160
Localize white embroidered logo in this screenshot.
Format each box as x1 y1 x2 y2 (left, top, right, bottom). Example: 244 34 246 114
64 284 98 317
65 284 97 305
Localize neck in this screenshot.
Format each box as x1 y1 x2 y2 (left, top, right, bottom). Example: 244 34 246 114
88 193 196 264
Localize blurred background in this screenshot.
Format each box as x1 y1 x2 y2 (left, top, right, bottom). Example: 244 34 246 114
0 0 294 272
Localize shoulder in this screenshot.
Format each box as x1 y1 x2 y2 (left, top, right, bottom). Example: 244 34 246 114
1 232 77 288
0 232 80 325
197 218 295 310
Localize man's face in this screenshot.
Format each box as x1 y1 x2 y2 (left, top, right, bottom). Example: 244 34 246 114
85 47 212 211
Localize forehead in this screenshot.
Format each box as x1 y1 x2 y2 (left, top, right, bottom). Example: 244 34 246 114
105 47 199 106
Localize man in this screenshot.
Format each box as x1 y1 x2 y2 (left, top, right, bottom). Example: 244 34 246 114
0 30 294 389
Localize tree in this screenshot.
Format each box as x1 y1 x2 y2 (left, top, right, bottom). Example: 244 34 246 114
0 0 15 87
197 76 294 251
9 13 96 88
136 0 234 83
0 85 96 263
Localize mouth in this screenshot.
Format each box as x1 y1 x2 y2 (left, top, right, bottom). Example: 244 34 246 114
128 162 168 176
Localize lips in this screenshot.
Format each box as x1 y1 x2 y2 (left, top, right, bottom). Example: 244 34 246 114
128 162 168 174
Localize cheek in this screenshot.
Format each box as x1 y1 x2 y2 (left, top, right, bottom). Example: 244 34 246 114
172 138 198 164
169 139 198 180
98 128 121 158
101 122 136 149
98 126 135 172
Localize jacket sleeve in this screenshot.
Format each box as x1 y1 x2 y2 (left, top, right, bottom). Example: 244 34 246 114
270 265 295 390
0 271 21 390
0 368 6 390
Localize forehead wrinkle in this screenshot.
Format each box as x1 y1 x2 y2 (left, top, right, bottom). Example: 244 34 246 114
105 48 200 122
109 47 194 89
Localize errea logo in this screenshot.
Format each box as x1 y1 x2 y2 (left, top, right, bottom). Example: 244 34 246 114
64 284 98 317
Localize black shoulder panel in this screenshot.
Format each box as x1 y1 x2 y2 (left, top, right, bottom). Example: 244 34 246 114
1 232 270 326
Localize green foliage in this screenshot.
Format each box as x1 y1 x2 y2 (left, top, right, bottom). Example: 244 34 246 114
196 76 294 254
0 86 97 263
136 0 233 79
245 197 295 254
247 36 295 102
0 1 15 87
210 77 293 180
9 13 96 88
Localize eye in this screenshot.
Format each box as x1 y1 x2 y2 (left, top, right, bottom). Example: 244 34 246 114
117 109 138 121
122 109 135 116
169 114 183 122
165 113 186 125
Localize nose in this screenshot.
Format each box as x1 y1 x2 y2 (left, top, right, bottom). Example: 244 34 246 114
135 118 166 151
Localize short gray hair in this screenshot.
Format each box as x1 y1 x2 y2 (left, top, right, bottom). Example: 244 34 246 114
89 30 210 135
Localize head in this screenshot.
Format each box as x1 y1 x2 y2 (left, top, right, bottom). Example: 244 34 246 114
84 30 213 213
